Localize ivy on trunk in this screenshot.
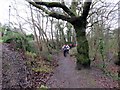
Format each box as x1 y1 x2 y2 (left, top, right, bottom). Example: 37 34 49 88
71 17 90 69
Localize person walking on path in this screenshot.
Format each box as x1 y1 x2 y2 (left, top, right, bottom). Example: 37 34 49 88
62 44 70 57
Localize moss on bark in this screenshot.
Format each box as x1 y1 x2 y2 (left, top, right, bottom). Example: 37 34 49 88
73 19 91 69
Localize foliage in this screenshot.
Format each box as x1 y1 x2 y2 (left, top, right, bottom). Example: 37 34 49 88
1 27 36 53
39 85 48 90
26 51 37 59
69 47 78 56
26 34 34 41
41 52 53 62
47 54 52 62
0 28 3 42
104 70 119 81
99 38 106 68
32 66 52 73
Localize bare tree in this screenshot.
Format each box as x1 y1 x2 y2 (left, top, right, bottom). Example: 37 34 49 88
87 1 119 60
30 4 42 54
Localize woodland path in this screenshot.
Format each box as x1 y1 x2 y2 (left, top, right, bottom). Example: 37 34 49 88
1 43 118 88
46 53 118 88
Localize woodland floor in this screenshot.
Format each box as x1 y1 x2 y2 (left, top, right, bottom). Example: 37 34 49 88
2 43 30 88
1 43 119 89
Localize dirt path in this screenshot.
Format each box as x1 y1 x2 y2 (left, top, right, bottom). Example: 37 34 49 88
46 53 118 88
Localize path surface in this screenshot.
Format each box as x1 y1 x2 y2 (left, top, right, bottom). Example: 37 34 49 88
47 53 118 88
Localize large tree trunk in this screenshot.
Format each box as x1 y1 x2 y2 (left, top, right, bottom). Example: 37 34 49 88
73 18 90 69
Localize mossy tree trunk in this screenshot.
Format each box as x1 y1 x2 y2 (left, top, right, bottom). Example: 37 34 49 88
72 17 90 69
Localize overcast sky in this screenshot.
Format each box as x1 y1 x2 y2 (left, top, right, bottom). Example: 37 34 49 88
0 0 119 35
0 0 119 24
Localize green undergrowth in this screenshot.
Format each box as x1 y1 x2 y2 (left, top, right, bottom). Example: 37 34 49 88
31 53 54 73
26 51 54 74
26 51 37 59
1 27 36 53
40 52 53 62
51 49 60 54
97 64 119 81
39 85 48 90
104 70 119 81
32 66 53 73
69 47 78 56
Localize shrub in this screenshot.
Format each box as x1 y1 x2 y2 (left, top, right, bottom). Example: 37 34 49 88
2 30 36 53
40 52 53 62
26 34 34 40
32 66 52 73
26 51 37 59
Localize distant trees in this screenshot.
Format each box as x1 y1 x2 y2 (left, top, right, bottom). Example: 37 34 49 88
87 1 119 62
117 2 120 66
7 0 119 70
27 0 92 69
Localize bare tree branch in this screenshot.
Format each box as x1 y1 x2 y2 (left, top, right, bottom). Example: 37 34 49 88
27 1 72 23
87 20 102 28
106 1 120 18
81 0 92 19
33 0 76 17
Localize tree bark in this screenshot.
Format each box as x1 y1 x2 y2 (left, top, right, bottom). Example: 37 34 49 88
72 17 90 69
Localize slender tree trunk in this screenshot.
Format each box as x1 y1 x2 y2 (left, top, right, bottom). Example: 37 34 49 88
50 18 56 49
73 18 90 69
30 5 42 54
72 29 76 43
66 23 72 43
57 21 66 44
61 28 66 44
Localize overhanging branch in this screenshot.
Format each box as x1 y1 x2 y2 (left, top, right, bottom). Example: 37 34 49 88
81 0 92 20
33 0 76 17
28 1 72 22
48 12 71 22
